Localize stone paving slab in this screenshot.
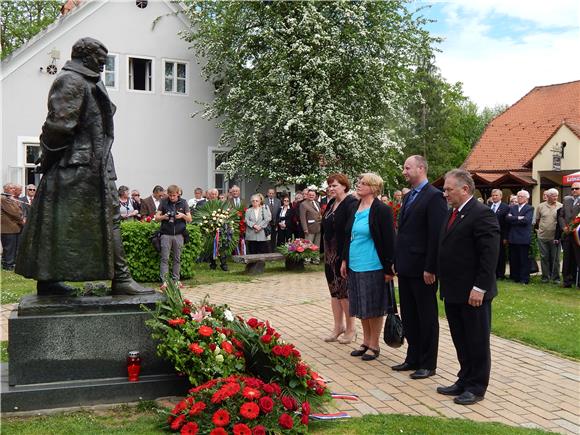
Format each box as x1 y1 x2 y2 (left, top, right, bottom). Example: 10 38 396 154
1 272 578 433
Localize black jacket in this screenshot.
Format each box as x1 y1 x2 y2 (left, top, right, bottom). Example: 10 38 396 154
322 195 357 259
343 198 395 275
159 198 189 236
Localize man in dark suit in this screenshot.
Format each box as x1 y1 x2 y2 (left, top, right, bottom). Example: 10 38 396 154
140 185 166 219
393 155 447 379
438 169 500 405
505 190 533 284
489 189 509 279
266 188 281 252
228 185 246 209
559 182 580 287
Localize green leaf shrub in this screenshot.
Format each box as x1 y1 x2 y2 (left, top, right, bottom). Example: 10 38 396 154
120 221 202 282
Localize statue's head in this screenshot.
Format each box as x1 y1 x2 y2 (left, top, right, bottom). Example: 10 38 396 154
71 37 108 74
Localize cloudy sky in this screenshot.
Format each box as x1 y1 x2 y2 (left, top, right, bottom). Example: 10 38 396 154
415 0 580 109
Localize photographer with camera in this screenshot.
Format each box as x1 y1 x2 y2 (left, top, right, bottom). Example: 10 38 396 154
155 184 192 290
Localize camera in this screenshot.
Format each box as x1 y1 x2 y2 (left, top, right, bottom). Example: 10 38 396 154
166 210 176 223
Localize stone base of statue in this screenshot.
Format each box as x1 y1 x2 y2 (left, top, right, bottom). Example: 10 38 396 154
1 293 189 412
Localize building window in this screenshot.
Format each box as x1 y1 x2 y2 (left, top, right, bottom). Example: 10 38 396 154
24 142 41 186
163 60 188 94
213 151 227 194
128 56 153 92
102 54 118 89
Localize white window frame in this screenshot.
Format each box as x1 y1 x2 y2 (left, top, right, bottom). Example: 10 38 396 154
126 55 155 93
101 53 119 90
16 136 41 186
208 147 229 194
162 58 189 96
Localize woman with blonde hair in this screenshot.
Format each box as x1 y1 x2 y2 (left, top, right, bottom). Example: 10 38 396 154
341 173 395 361
245 193 272 254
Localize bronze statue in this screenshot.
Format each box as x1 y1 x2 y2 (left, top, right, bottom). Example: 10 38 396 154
15 37 153 296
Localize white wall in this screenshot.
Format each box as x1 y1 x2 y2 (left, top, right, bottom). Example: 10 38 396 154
1 0 220 200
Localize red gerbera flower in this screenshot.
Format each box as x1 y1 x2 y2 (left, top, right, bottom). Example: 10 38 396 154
242 387 261 400
188 343 204 355
180 421 199 435
233 423 252 435
258 396 274 413
212 409 230 427
243 378 263 389
210 428 228 435
240 402 260 420
168 318 186 327
278 413 294 430
252 426 266 435
189 401 206 416
170 414 186 431
171 400 188 415
198 325 213 337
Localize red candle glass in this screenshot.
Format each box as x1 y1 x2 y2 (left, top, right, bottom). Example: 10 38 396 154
127 350 141 382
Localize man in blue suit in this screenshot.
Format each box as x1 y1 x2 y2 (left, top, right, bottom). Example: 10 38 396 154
506 190 534 284
393 155 447 379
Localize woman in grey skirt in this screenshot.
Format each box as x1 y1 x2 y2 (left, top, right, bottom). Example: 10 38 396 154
340 173 395 361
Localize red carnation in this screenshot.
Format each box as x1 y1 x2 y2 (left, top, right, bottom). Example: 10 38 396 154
231 337 243 349
261 384 274 395
240 402 260 420
258 396 274 413
168 318 186 327
272 345 283 356
280 345 292 358
180 422 199 435
189 401 206 416
281 396 297 411
242 387 261 400
252 425 266 435
170 414 186 431
212 409 230 427
221 341 234 354
301 413 309 425
182 306 192 315
198 325 213 337
260 334 272 344
209 343 217 351
292 348 301 358
188 343 204 355
247 318 259 328
270 383 281 395
301 401 311 415
316 385 325 395
210 428 227 435
233 423 252 435
278 413 294 430
295 362 308 377
183 298 193 306
204 305 213 313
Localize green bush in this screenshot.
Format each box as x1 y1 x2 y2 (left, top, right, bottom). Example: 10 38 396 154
120 221 202 282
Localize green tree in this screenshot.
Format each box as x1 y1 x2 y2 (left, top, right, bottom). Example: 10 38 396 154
0 0 61 60
182 0 435 186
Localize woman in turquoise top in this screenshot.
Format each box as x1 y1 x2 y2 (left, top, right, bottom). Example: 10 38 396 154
341 173 395 361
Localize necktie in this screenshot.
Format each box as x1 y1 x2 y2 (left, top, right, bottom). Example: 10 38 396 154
447 209 458 230
313 201 319 212
574 198 580 207
270 199 273 205
405 189 418 209
493 203 498 213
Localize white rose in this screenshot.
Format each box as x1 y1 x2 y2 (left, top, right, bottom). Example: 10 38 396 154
224 309 234 321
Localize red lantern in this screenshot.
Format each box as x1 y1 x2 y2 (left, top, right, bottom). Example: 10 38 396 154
127 351 141 382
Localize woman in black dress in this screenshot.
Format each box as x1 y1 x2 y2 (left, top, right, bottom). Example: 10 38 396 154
276 196 292 245
322 173 358 344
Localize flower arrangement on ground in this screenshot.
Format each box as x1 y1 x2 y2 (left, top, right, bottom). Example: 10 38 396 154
277 238 319 262
166 375 310 434
145 281 245 385
192 200 240 260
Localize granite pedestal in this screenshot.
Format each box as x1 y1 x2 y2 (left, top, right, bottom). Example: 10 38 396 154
1 293 189 412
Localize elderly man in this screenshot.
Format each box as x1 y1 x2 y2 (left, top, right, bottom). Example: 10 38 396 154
506 190 534 284
188 187 204 209
489 189 510 279
15 37 152 296
438 169 499 405
228 185 245 209
1 183 24 270
299 189 322 257
535 188 562 283
559 181 580 288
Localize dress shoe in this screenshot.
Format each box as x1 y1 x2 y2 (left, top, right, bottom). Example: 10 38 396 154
361 347 380 361
338 331 357 344
453 391 484 405
220 263 229 272
437 383 464 396
391 362 417 371
324 328 345 342
410 369 436 379
111 279 154 295
350 345 369 357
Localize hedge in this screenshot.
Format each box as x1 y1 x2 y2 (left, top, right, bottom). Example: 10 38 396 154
120 221 202 282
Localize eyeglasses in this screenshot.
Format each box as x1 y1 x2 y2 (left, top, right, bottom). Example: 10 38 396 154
572 187 580 191
132 194 140 197
28 188 36 191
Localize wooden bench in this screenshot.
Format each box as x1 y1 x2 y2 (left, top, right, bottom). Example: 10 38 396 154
232 253 285 275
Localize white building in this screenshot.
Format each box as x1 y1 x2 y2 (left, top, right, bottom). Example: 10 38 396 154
1 0 259 199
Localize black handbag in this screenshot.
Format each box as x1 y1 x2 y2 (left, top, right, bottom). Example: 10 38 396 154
384 281 404 348
262 207 272 237
150 230 162 253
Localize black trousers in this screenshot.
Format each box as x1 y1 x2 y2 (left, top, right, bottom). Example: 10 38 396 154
496 240 506 278
509 243 530 283
445 300 492 397
247 241 269 255
398 275 439 370
562 237 580 286
1 233 19 269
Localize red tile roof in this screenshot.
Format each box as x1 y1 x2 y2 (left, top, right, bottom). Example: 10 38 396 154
463 80 580 172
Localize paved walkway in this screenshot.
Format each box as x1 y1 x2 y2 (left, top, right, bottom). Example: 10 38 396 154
2 272 579 433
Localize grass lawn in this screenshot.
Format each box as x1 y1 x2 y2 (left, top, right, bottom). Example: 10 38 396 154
1 407 555 434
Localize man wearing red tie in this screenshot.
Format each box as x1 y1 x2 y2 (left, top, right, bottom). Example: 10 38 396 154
438 169 500 405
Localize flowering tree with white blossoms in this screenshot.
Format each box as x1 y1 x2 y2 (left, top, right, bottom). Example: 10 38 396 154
181 0 435 185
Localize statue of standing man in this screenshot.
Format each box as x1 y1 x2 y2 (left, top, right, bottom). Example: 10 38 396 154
15 37 153 296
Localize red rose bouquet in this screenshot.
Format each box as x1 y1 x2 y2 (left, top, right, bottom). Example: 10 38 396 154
166 375 309 434
145 281 244 385
277 238 319 262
